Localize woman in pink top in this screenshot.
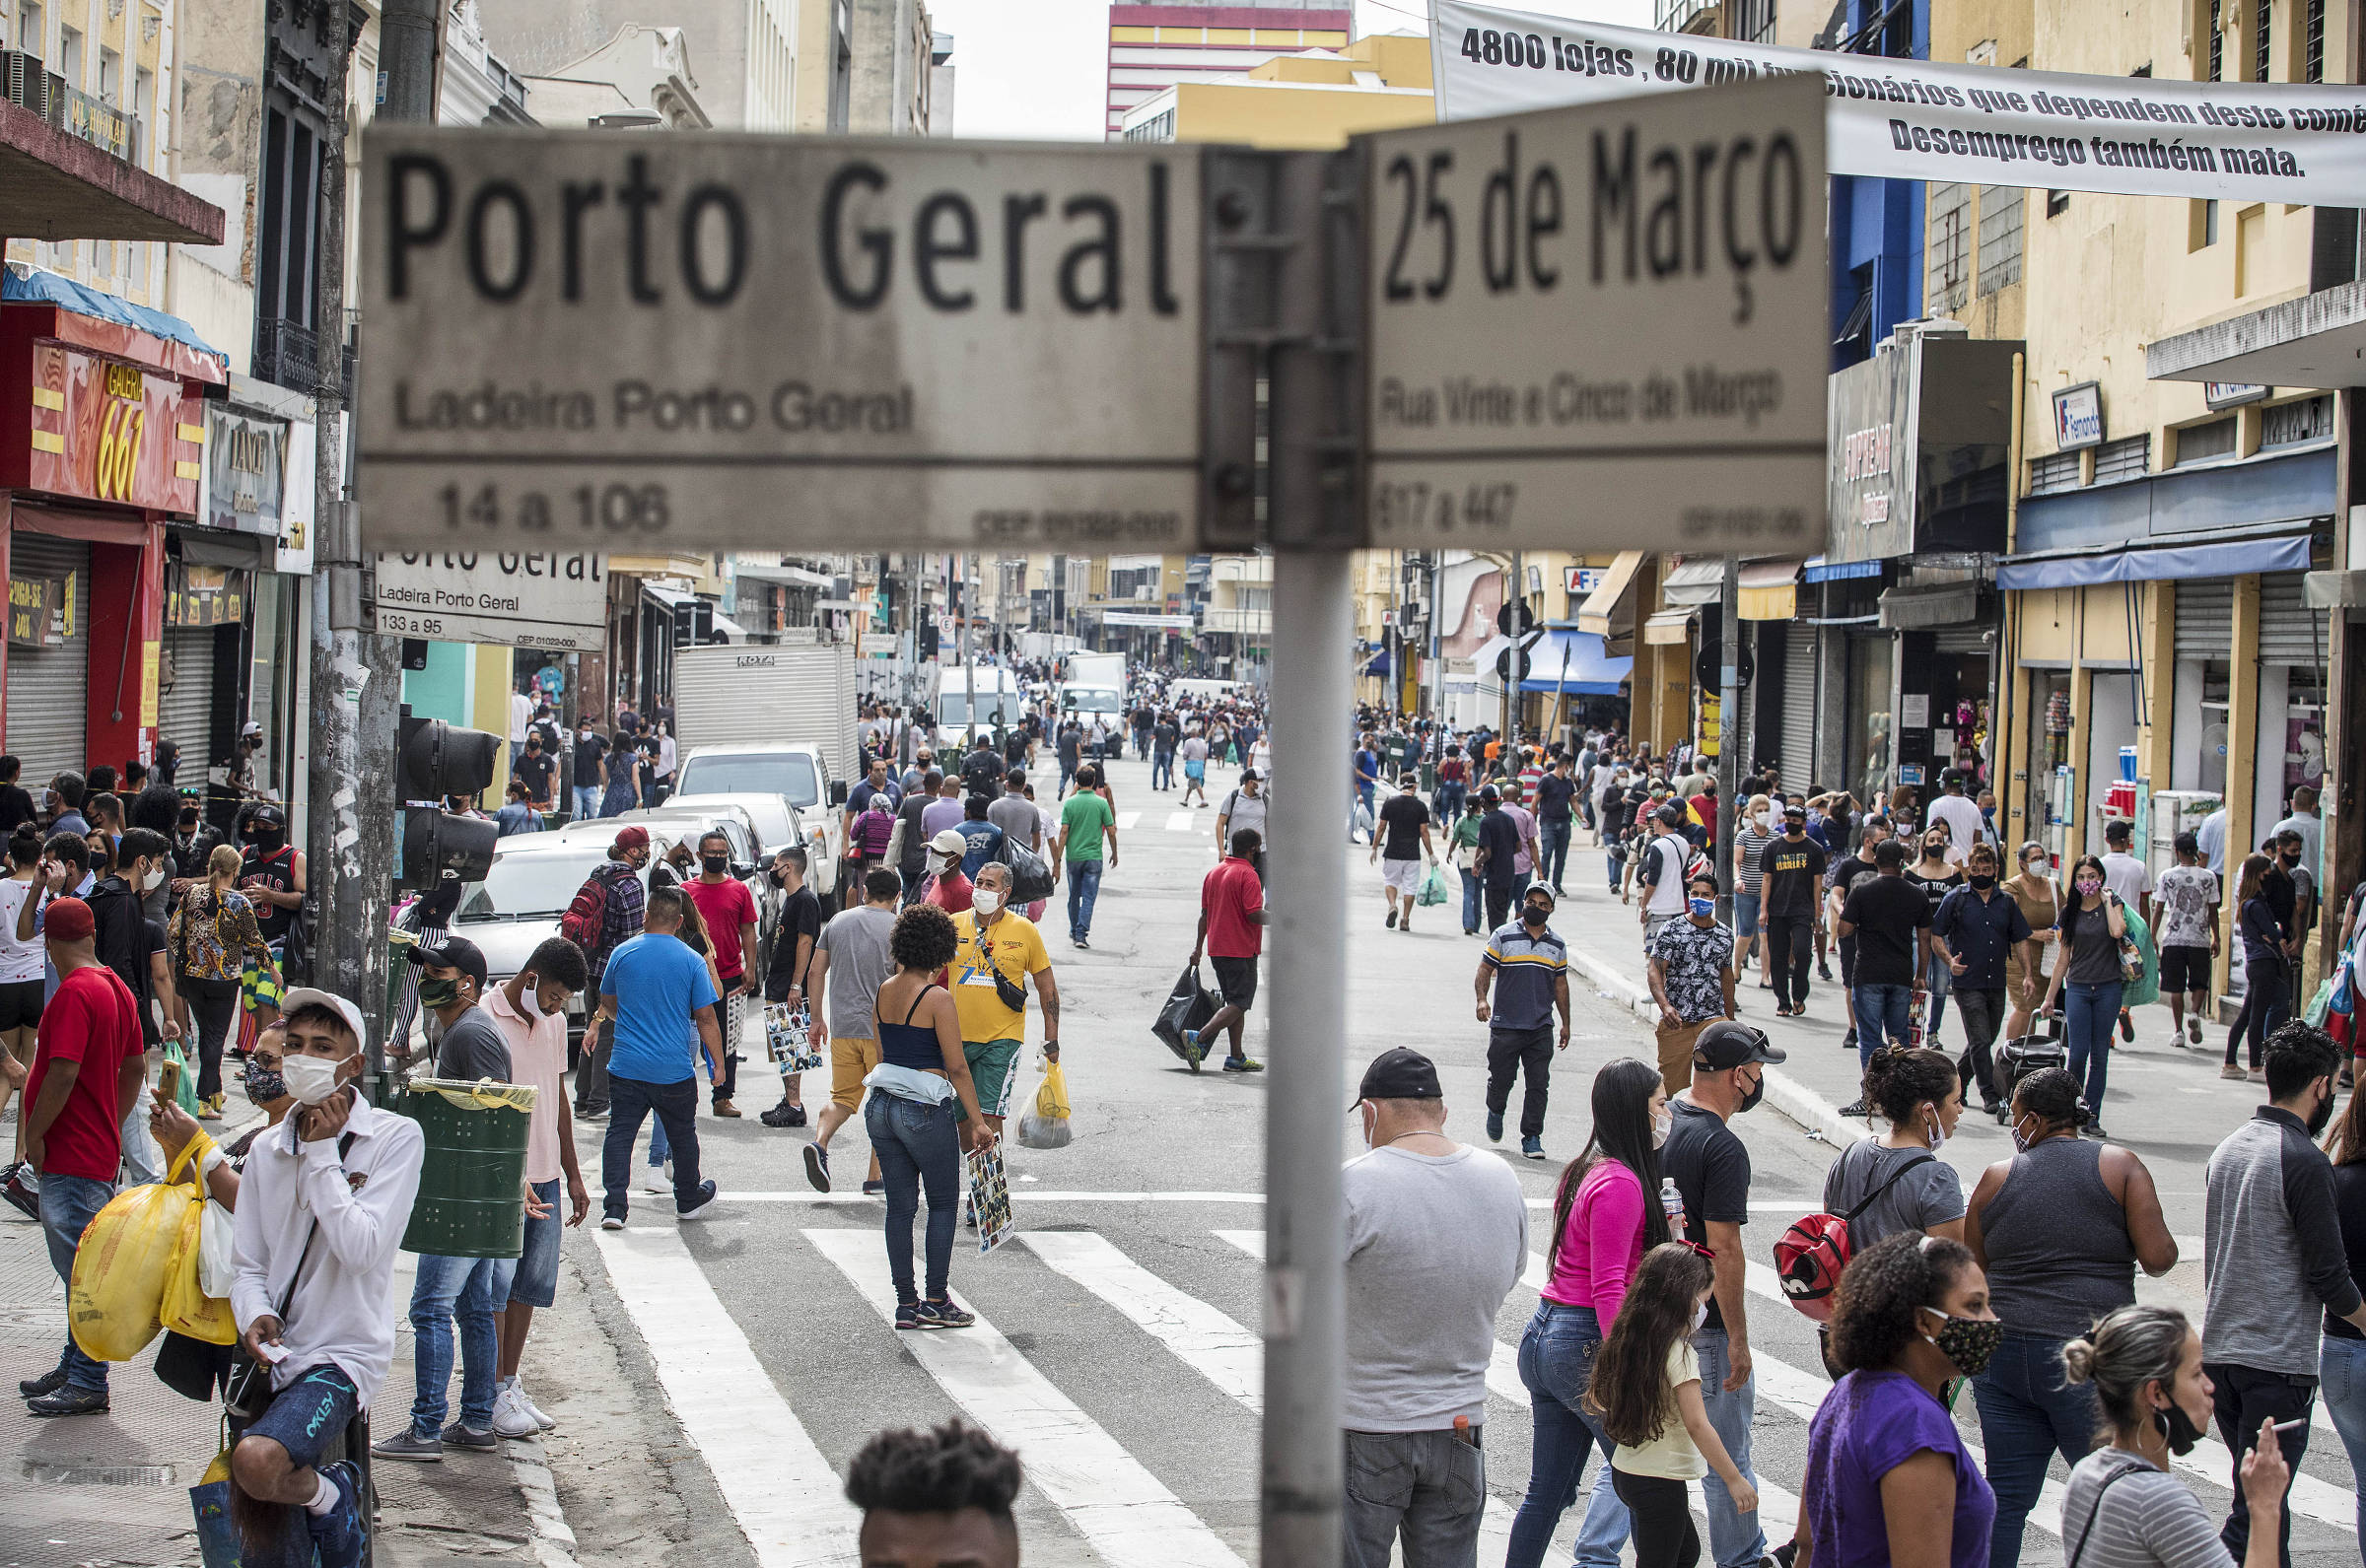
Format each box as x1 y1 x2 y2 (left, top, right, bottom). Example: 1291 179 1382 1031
1508 1058 1672 1568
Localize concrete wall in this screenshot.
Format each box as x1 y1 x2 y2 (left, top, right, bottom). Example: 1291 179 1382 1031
483 0 753 126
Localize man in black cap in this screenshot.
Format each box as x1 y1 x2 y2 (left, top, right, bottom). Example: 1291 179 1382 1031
1661 1019 1784 1568
1341 1047 1527 1568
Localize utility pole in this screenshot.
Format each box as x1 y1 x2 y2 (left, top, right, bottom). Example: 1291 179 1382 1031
1715 555 1742 911
1501 549 1522 750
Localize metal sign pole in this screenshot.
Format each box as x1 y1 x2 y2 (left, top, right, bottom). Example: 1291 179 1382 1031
1716 555 1743 910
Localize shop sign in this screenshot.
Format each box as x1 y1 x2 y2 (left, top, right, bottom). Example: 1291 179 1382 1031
7 575 73 648
2203 380 2270 409
22 344 203 512
1564 567 1604 595
371 551 605 650
1826 335 2020 565
168 563 248 628
206 407 287 535
277 418 320 575
2053 380 2105 450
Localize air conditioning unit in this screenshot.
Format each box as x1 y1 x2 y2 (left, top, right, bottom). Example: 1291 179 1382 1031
2 51 48 117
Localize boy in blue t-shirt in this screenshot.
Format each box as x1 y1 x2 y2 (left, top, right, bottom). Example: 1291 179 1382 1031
595 886 723 1226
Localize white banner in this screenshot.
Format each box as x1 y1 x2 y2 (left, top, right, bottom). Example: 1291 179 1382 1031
1432 0 2366 208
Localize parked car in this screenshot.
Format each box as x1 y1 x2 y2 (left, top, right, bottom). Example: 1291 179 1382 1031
671 742 846 896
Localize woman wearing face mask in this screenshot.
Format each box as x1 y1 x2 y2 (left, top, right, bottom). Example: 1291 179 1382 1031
1731 795 1774 991
1792 1232 1999 1568
2003 843 2061 1042
1506 1058 1670 1568
2224 852 2291 1082
1822 1047 1967 1251
2056 1305 2289 1568
1907 829 1965 1048
1963 1068 2179 1568
167 844 279 1120
2039 853 2128 1137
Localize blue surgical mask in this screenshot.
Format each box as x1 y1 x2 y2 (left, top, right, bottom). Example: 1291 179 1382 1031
1689 897 1715 920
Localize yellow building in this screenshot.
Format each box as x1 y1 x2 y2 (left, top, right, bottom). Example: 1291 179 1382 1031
1118 31 1433 147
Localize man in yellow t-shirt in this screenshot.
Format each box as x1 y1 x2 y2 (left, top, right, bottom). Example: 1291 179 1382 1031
947 862 1061 1135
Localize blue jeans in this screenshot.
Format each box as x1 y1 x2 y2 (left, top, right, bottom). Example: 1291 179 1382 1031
1921 949 1954 1041
408 1251 519 1436
2321 1333 2366 1562
38 1173 114 1393
573 784 600 820
1462 865 1484 933
1539 818 1571 890
2064 980 2124 1115
1508 1301 1629 1568
866 1092 961 1303
1065 858 1103 938
600 1073 703 1218
1852 983 1913 1065
1972 1330 2101 1568
1435 781 1466 822
1151 749 1174 789
1693 1326 1767 1567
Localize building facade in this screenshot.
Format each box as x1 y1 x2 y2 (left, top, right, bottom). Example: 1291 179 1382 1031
1104 0 1352 139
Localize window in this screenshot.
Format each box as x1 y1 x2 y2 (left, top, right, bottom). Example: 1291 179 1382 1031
2262 394 2333 445
2094 435 2151 483
2030 450 2083 494
1978 185 2023 295
2307 0 2325 80
2205 199 2220 244
2174 417 2238 464
1733 0 1776 44
1927 183 1970 314
14 1 38 55
2208 0 2223 79
56 22 77 84
2255 0 2272 79
2049 190 2071 217
97 44 113 102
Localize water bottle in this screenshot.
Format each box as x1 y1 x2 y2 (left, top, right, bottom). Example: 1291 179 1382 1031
1660 1177 1685 1231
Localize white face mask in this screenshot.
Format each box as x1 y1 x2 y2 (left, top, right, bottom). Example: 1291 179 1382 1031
1924 1108 1948 1153
517 977 543 1019
1692 1301 1709 1333
280 1053 345 1106
141 864 165 892
1652 1109 1672 1148
972 888 1003 916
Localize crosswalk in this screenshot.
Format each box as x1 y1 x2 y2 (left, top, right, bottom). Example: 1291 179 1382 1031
1113 809 1215 835
589 1202 2362 1568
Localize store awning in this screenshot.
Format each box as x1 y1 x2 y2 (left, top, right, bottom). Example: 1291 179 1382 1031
730 559 834 588
1642 609 1695 645
1738 559 1803 621
1471 633 1512 668
1362 650 1390 675
0 102 227 245
1804 556 1885 583
1995 533 2312 591
5 262 228 382
709 614 750 643
1878 581 1982 630
1576 550 1645 642
642 583 695 610
1659 558 1726 607
1517 629 1633 695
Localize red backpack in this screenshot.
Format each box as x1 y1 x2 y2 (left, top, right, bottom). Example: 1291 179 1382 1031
1771 1152 1934 1322
560 862 627 952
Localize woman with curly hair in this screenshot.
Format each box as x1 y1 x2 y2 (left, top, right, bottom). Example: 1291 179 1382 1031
1795 1232 1999 1568
1586 1243 1757 1568
869 902 994 1332
1823 1046 1968 1251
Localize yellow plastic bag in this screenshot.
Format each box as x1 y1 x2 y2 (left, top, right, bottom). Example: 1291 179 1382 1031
160 1169 237 1345
1016 1060 1072 1149
1035 1061 1071 1121
67 1182 189 1362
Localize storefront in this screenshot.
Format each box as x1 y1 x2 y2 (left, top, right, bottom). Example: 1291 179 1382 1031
0 272 226 784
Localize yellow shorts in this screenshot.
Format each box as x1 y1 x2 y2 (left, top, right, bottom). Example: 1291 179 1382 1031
830 1036 880 1111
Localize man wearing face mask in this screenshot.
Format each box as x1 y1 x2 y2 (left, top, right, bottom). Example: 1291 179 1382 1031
237 804 305 953
1929 843 2033 1118
226 989 424 1564
376 936 522 1461
684 831 758 1118
1474 884 1569 1159
760 848 824 1130
947 862 1059 1142
565 828 651 1124
571 721 607 823
87 827 180 1080
1661 1020 1784 1568
1647 872 1737 1099
2201 1022 2366 1566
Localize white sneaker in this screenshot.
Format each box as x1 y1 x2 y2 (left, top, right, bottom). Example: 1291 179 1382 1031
2166 1030 2186 1052
491 1382 540 1439
514 1377 556 1432
642 1166 663 1193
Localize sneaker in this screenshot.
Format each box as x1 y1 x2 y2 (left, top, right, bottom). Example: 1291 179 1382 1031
676 1179 719 1221
371 1426 445 1463
760 1100 808 1127
2117 1011 2134 1043
2167 1031 2187 1053
713 1100 742 1118
491 1383 541 1439
643 1162 665 1193
18 1366 65 1398
1 1161 40 1221
2082 1122 2111 1141
1485 1111 1504 1143
1818 962 1834 981
1520 1135 1547 1160
802 1143 832 1193
306 1461 369 1568
25 1384 105 1416
1221 1056 1263 1072
440 1420 499 1453
2188 1015 2204 1046
600 1214 626 1230
895 1300 922 1331
1074 934 1090 949
917 1296 977 1329
861 1180 885 1196
1838 1099 1869 1118
513 1377 556 1432
1181 1029 1204 1073
1841 1028 1857 1053
578 1104 609 1124
2221 1062 2249 1080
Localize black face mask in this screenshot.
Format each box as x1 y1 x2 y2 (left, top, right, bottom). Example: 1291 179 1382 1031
1522 905 1550 927
702 854 729 875
2310 1084 2337 1136
248 828 284 852
2156 1398 2208 1457
1968 873 1997 891
1737 1072 1765 1114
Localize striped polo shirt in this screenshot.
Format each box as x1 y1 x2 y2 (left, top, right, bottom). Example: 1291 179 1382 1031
1483 920 1567 1031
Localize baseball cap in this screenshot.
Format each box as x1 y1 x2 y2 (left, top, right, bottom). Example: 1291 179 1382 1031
1241 768 1262 782
240 720 262 738
930 828 968 856
280 987 369 1046
1353 1047 1443 1107
1692 1020 1786 1070
41 896 92 943
409 935 489 988
612 825 651 852
1782 800 1807 819
1477 784 1500 802
1522 883 1558 908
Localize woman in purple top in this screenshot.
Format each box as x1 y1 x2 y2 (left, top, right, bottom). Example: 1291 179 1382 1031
1507 1058 1671 1568
1796 1232 2001 1568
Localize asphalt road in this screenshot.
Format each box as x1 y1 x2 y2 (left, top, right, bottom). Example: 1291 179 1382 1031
523 750 2361 1568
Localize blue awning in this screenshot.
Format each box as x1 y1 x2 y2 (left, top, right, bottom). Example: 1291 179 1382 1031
1517 628 1633 695
4 264 227 368
1803 556 1886 583
1996 533 2312 591
1362 651 1390 675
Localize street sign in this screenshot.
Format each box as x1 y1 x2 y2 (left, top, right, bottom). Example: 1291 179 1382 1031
1361 75 1827 550
372 551 605 649
358 129 1211 552
1496 598 1535 637
1496 645 1530 684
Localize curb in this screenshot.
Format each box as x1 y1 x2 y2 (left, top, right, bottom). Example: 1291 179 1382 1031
1562 942 1857 1148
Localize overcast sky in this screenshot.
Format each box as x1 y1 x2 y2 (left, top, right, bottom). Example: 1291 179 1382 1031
923 0 1653 141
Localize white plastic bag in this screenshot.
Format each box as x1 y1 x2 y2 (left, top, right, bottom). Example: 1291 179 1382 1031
196 1198 236 1300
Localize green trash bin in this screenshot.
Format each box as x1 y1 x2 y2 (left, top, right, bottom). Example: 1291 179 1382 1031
398 1078 536 1259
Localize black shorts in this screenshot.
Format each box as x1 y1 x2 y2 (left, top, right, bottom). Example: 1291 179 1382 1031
1212 956 1259 1011
0 979 43 1032
2160 944 2213 993
1839 934 1858 987
243 1363 360 1470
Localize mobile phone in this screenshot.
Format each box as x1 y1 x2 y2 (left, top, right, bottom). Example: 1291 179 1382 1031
158 1057 181 1104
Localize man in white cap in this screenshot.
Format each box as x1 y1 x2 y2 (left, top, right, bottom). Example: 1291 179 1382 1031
228 987 423 1568
922 828 974 916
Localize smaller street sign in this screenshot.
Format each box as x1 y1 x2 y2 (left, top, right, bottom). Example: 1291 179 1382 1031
372 551 606 650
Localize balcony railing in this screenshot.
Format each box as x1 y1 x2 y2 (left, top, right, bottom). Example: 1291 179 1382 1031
1654 0 1721 34
253 316 357 399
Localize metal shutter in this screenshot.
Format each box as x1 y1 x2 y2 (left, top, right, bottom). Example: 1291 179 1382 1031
2259 572 2329 666
2175 579 2234 658
2093 435 2151 484
158 624 218 772
3 534 89 784
1934 619 1990 654
1781 620 1816 789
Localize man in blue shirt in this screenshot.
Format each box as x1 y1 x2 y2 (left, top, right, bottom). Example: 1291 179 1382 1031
594 885 723 1226
1533 754 1578 897
955 793 1007 880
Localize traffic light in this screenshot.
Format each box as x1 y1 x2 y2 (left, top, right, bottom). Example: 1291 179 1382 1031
398 715 501 804
399 804 499 884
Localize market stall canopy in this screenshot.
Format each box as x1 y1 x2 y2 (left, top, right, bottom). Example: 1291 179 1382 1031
1518 629 1632 695
1738 559 1805 621
1576 551 1644 651
1997 533 2312 590
1642 609 1695 646
1659 559 1726 607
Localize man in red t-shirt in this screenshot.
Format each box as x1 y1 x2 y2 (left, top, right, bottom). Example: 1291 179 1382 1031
684 830 759 1119
1188 828 1270 1074
20 895 143 1414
